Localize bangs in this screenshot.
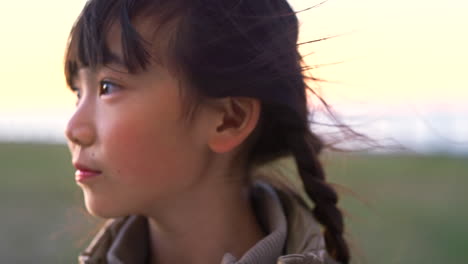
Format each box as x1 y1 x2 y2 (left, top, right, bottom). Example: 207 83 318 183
64 0 182 87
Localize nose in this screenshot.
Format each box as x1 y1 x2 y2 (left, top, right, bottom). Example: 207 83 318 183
65 101 96 147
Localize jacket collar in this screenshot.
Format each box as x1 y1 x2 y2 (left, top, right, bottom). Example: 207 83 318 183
220 181 287 264
78 181 338 264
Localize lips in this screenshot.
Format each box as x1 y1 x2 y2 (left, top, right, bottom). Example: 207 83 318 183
73 162 102 182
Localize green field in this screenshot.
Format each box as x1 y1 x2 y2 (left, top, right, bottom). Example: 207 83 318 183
1 143 467 263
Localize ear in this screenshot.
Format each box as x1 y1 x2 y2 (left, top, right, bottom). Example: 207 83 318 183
208 97 261 154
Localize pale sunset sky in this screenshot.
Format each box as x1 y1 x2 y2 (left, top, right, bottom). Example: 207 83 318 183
0 0 467 115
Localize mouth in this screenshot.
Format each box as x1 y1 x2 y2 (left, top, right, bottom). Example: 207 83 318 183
73 162 102 182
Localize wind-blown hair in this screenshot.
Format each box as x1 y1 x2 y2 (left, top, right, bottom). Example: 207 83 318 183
64 0 350 262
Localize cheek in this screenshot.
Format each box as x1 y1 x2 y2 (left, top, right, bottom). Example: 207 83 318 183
100 112 200 193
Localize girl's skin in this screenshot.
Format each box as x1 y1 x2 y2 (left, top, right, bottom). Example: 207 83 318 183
65 20 266 264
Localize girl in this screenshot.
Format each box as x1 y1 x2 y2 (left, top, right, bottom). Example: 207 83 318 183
64 0 349 263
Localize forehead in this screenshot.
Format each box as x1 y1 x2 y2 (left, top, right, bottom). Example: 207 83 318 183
102 17 161 71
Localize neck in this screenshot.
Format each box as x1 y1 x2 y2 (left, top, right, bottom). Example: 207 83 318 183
146 172 265 264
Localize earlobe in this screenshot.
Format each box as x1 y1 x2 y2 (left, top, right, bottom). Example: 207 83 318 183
208 97 260 154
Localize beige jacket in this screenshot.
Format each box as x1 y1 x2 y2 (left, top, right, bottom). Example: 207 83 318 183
78 156 341 264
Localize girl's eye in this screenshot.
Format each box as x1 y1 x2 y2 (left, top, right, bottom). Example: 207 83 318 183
71 86 81 99
99 80 120 96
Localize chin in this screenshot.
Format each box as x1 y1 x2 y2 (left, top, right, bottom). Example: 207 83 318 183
82 190 129 219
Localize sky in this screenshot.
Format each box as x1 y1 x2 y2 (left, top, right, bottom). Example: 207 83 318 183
293 0 468 112
0 0 467 114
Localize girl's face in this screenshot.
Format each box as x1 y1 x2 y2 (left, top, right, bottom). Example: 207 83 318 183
65 22 213 218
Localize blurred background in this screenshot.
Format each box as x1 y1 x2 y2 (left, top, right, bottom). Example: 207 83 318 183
0 0 466 263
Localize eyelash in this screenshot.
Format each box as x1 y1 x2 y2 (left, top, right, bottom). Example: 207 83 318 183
70 80 120 100
71 86 81 99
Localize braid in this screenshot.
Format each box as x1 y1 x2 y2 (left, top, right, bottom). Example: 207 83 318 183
287 128 350 264
249 104 350 263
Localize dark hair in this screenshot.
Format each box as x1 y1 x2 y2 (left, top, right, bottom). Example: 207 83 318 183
64 0 350 262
